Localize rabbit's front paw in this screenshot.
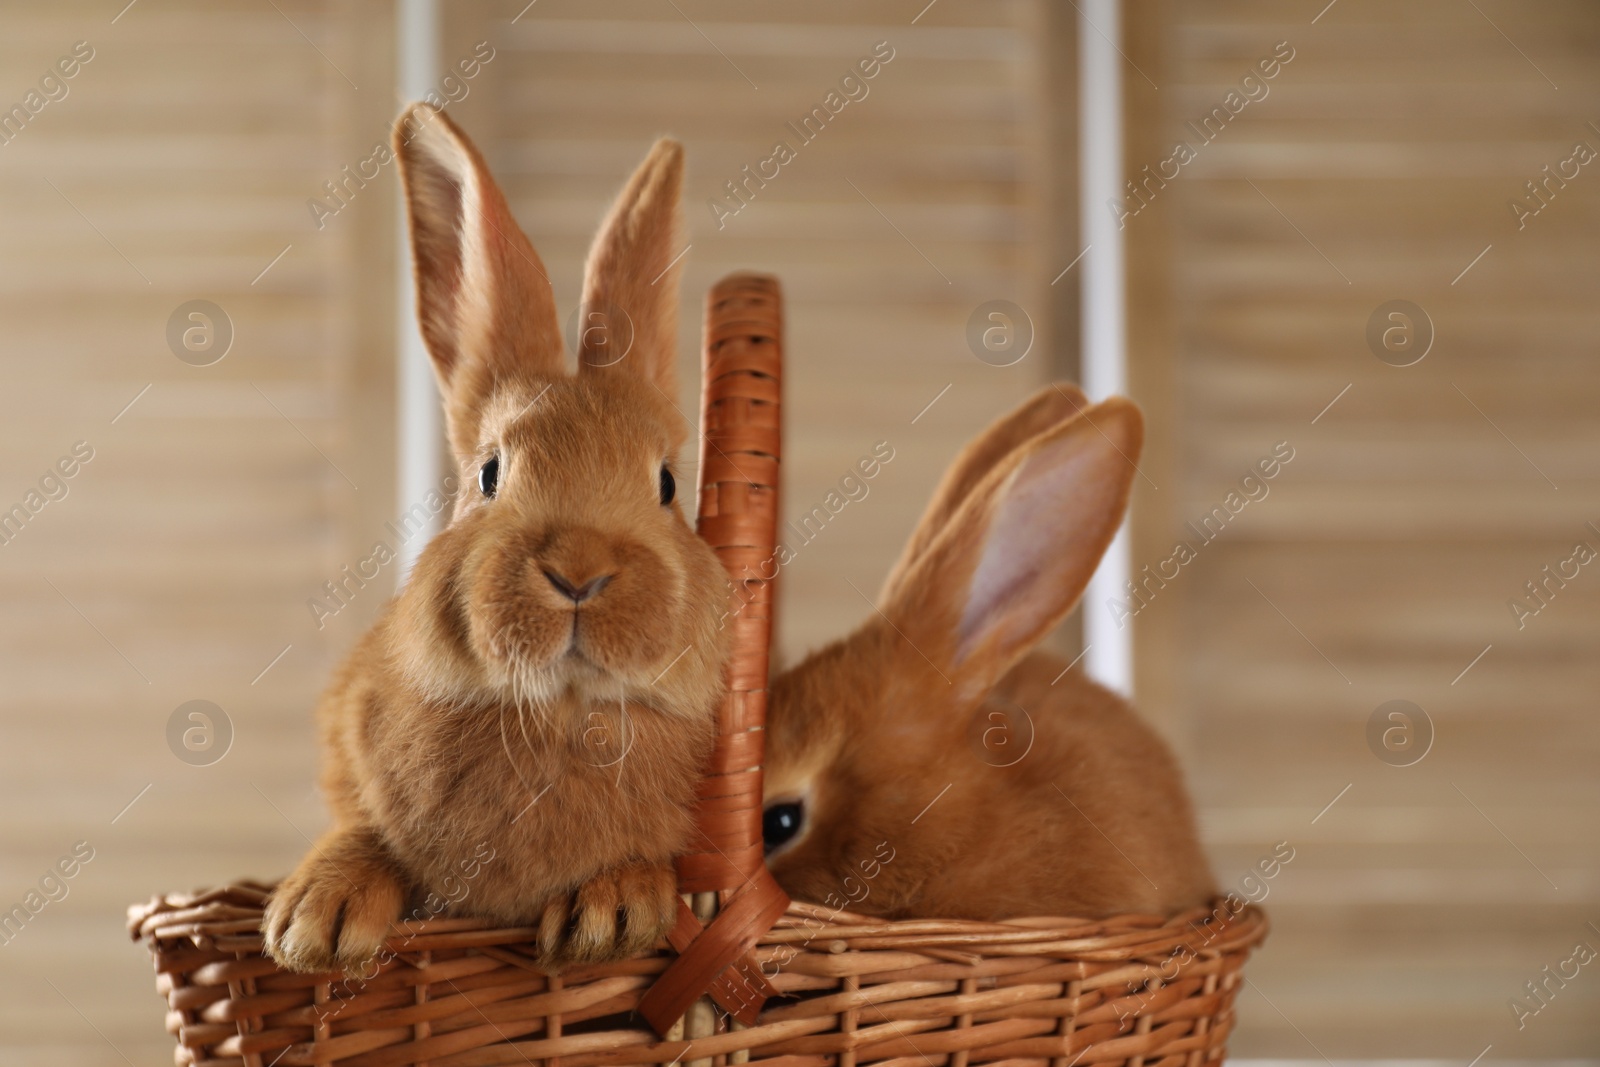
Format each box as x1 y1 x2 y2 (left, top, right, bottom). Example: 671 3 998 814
262 828 406 974
537 861 678 966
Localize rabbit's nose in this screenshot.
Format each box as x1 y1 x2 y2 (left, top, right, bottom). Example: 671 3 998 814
543 569 613 604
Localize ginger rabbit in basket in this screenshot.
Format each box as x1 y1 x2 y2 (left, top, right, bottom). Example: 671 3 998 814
762 386 1215 920
262 105 729 973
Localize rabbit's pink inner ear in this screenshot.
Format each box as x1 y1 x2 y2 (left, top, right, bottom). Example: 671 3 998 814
395 105 563 397
953 403 1143 670
578 138 686 396
878 382 1093 607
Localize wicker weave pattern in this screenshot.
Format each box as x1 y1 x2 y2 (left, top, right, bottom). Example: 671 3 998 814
129 884 1267 1067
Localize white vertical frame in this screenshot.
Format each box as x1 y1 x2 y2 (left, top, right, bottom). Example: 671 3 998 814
1078 0 1133 697
395 0 442 583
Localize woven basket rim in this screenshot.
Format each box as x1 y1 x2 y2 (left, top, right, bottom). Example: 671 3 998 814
130 883 1267 966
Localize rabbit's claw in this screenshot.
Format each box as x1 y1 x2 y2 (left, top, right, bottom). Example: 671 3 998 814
263 832 405 975
537 861 677 966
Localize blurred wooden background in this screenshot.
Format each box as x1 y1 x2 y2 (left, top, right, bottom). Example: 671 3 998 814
1125 0 1600 1056
0 0 1595 1063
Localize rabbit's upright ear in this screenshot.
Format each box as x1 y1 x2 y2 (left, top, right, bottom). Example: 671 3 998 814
881 398 1143 698
578 139 685 394
394 105 563 402
878 382 1089 602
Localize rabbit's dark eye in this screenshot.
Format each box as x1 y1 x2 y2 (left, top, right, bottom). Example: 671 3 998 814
763 800 804 854
479 455 499 498
659 465 675 506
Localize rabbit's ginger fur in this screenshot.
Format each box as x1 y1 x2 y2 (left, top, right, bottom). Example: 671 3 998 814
764 386 1215 920
262 106 729 974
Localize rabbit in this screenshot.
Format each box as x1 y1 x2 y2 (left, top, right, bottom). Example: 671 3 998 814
262 104 730 974
760 384 1216 921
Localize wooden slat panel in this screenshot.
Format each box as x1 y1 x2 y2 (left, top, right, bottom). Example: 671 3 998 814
1131 0 1600 1054
0 0 396 1056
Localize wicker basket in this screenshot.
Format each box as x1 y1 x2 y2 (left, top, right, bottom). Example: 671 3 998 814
129 273 1268 1067
129 882 1266 1067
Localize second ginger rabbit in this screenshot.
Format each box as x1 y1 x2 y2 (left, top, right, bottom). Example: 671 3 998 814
761 386 1215 920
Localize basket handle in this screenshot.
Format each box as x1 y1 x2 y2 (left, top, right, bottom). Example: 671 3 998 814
638 273 790 1035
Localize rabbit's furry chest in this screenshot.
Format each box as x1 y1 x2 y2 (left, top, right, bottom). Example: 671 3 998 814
318 637 714 924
